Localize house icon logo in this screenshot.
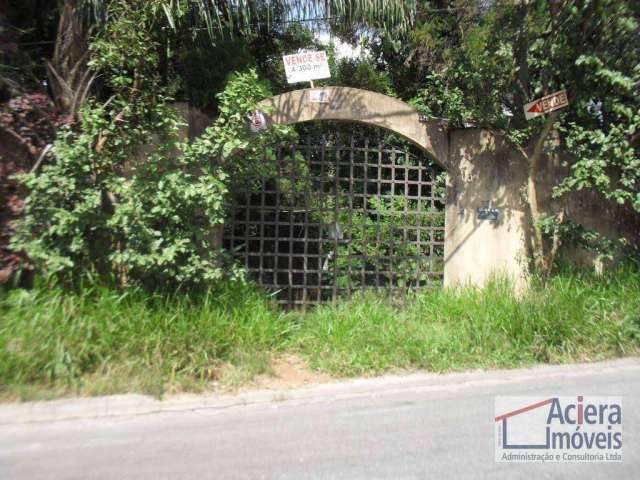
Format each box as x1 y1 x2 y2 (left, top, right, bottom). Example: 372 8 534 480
494 396 623 463
495 398 554 449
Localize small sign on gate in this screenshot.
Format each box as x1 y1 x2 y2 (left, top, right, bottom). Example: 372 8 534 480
247 110 268 134
309 89 331 103
524 90 569 120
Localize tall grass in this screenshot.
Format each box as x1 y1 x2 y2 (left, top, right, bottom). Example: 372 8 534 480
1 267 639 400
293 268 640 375
0 283 294 399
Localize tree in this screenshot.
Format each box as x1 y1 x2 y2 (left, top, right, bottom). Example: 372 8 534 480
10 2 294 288
2 0 416 285
391 0 640 271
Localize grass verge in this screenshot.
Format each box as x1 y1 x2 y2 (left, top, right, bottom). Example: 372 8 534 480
1 267 639 401
0 284 294 400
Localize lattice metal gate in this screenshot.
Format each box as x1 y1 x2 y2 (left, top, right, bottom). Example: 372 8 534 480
223 135 445 308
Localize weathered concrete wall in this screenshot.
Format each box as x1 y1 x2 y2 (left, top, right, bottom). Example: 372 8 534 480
260 87 449 168
173 102 211 140
183 89 633 289
444 130 530 290
442 129 635 286
535 148 639 271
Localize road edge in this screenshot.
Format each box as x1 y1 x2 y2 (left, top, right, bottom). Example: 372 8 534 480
1 357 638 425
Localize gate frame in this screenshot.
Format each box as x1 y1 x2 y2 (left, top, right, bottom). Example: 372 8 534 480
257 87 531 290
224 134 446 308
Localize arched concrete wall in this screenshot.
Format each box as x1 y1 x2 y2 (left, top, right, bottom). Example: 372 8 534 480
259 87 449 168
254 89 530 290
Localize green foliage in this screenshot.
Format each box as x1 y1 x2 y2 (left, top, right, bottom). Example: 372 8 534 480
294 266 640 375
538 214 632 262
9 0 640 289
545 3 640 213
176 38 255 113
251 24 323 95
1 267 638 399
331 195 445 289
235 134 447 289
11 1 292 289
410 70 478 124
159 0 415 39
171 21 320 113
555 115 640 212
334 58 395 95
197 69 296 188
382 0 640 264
0 281 293 399
322 158 446 288
413 1 640 215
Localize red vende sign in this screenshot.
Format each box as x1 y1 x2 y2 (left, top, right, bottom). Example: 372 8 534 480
283 51 327 67
524 90 569 120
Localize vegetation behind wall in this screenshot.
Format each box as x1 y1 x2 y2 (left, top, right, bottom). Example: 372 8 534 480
2 1 639 288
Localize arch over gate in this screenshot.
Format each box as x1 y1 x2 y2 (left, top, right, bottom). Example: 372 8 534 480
259 87 449 168
241 87 532 293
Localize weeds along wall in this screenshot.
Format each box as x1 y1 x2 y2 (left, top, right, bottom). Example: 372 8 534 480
169 89 633 291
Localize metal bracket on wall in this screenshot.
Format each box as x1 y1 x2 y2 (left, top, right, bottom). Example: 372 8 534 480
476 207 502 221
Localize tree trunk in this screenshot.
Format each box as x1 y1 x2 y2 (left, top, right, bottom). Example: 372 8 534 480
47 0 94 119
512 1 530 129
526 113 558 274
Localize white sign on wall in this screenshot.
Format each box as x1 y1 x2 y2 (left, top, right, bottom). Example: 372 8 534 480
309 89 331 103
282 50 331 84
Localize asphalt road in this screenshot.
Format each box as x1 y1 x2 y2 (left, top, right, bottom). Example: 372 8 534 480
1 358 638 479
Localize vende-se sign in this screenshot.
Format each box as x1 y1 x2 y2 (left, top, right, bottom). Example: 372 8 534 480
283 50 331 84
524 90 569 120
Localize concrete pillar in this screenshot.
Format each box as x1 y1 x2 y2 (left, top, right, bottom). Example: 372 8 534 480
444 130 530 290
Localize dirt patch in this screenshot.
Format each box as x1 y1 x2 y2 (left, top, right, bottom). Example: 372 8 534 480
250 354 334 390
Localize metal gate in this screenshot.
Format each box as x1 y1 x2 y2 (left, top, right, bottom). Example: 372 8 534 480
223 135 445 308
